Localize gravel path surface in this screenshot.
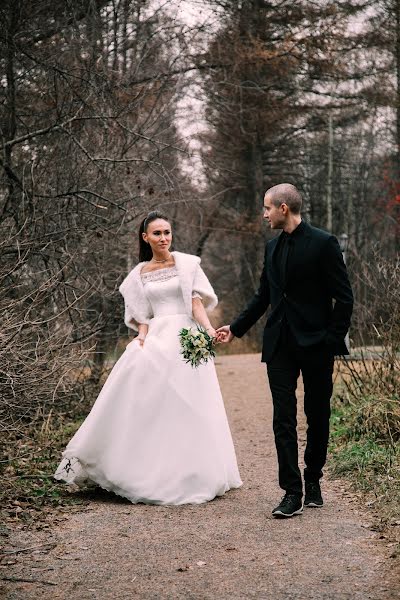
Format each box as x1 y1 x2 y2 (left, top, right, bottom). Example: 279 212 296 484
2 353 399 599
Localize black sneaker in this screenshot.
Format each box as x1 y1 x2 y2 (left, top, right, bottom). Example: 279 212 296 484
304 481 323 507
272 493 303 518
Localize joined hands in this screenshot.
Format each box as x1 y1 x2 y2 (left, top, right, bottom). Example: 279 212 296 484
215 325 235 344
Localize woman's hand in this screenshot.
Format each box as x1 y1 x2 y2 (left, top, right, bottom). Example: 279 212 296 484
134 323 148 347
205 327 217 340
192 297 217 341
134 335 146 348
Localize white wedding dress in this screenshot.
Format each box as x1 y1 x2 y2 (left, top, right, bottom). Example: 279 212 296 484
54 266 242 505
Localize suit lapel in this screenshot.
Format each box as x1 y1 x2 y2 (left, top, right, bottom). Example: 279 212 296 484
267 236 282 287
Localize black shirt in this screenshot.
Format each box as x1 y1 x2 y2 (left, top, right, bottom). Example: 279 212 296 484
275 220 305 287
274 220 306 336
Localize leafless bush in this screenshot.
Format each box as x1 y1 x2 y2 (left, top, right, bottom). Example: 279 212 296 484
0 1 196 463
336 250 400 444
0 224 107 440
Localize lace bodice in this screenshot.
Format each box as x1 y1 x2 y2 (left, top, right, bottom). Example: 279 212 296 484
141 266 178 284
141 267 185 317
141 266 202 318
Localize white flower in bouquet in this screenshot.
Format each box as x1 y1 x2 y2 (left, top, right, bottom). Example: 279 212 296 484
178 326 216 368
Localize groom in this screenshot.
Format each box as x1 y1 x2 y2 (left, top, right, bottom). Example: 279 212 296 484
217 183 353 518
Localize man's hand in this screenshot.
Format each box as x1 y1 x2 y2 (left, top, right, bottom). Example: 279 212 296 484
216 325 234 344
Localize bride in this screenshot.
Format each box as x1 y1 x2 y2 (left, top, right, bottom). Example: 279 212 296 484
54 210 242 505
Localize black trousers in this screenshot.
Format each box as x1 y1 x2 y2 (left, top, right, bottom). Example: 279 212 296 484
267 325 334 496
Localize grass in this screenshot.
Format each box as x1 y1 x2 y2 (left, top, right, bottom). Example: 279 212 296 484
330 409 399 491
0 409 93 530
329 397 400 552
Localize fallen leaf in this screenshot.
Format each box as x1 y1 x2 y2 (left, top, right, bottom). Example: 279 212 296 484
177 565 193 572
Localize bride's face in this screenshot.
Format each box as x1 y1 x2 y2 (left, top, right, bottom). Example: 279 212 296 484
143 218 172 253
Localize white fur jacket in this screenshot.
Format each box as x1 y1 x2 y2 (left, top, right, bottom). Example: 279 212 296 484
119 251 218 332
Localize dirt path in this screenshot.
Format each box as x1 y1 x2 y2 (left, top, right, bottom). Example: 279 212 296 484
2 354 399 600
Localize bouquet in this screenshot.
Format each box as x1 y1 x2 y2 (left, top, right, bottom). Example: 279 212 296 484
178 326 216 368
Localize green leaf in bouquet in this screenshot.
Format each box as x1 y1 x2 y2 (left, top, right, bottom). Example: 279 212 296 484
178 325 216 369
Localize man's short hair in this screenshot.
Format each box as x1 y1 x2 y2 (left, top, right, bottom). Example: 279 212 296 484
265 183 302 215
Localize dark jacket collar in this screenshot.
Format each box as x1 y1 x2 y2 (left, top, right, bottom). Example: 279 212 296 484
281 219 306 239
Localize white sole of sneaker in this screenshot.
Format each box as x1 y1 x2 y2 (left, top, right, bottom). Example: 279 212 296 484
272 507 303 518
304 502 323 508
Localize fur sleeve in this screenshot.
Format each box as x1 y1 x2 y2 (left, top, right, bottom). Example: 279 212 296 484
192 264 218 312
119 268 153 332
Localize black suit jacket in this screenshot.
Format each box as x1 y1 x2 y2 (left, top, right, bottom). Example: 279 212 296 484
230 221 354 362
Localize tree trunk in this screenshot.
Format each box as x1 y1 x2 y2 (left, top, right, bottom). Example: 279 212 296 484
396 0 400 177
2 1 19 223
121 0 129 75
326 113 333 232
112 0 119 73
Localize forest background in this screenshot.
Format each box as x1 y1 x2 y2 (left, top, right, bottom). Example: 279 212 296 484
0 0 399 535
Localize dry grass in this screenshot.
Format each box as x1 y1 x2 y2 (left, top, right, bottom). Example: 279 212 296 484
331 356 400 550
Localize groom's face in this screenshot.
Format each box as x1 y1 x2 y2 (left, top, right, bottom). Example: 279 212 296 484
263 195 286 229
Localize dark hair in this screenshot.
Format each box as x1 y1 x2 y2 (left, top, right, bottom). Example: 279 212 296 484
138 210 171 262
